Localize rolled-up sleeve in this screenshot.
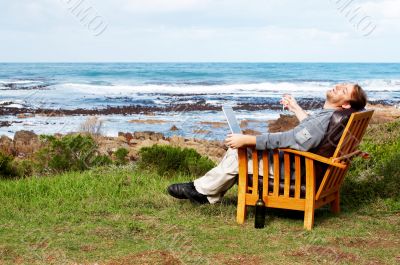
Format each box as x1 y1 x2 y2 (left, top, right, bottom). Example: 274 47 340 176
255 111 333 151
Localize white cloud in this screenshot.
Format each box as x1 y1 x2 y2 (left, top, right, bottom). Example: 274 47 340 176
0 0 398 62
362 0 400 19
116 0 210 13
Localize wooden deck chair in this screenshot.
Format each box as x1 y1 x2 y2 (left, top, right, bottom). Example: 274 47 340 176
236 110 374 230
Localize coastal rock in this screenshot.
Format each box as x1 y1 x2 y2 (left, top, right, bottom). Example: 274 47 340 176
117 135 128 143
157 139 170 145
13 130 38 144
136 139 155 150
16 113 35 119
198 121 226 128
0 135 13 155
268 114 299 133
193 129 211 134
133 131 164 141
170 125 179 131
169 135 185 146
128 119 166 124
0 121 12 127
13 130 40 156
242 128 262 135
125 132 133 142
129 139 141 145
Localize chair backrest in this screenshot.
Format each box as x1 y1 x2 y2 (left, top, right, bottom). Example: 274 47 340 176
315 110 374 200
332 110 374 159
312 108 359 158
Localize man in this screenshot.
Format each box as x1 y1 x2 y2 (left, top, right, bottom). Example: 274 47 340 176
168 83 368 204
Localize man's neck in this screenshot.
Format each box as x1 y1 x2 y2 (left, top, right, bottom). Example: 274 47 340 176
323 101 342 110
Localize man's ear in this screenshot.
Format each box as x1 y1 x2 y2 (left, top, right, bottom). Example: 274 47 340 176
341 102 351 109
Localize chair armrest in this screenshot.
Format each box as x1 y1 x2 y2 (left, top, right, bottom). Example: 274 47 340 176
332 150 370 162
278 148 348 169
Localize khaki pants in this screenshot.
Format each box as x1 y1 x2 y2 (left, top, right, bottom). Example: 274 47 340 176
194 148 273 204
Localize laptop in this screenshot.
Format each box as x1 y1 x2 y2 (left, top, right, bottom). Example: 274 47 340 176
222 106 242 134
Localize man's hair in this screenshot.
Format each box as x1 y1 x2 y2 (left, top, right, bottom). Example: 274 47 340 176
349 84 367 110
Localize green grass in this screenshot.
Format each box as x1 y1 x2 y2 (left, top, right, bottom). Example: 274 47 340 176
0 165 398 265
0 120 399 264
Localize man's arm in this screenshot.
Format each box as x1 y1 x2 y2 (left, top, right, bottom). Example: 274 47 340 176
282 94 309 122
225 134 256 148
225 111 333 151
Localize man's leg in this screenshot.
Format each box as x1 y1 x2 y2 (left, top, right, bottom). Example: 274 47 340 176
193 147 239 203
168 147 260 204
167 148 240 204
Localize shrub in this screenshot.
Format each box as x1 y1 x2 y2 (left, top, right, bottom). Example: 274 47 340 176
342 120 400 209
0 152 33 178
114 148 129 165
137 145 215 177
11 159 33 178
34 134 112 174
0 152 15 178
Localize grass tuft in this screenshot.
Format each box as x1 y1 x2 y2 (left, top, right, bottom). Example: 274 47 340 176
137 144 215 177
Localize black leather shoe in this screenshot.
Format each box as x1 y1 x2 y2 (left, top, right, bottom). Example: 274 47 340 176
183 182 209 204
167 182 193 199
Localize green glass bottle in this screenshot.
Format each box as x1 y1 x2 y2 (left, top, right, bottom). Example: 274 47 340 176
254 187 266 229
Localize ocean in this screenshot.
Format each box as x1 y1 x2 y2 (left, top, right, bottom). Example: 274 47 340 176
1 63 399 140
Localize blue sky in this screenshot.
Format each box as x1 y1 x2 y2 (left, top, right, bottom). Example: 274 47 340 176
0 0 399 62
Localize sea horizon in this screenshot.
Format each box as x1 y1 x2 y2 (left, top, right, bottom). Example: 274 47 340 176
1 62 400 140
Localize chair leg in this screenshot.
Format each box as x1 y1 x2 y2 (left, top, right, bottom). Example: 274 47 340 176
304 158 315 230
237 148 248 224
237 185 247 224
330 192 340 214
304 204 315 230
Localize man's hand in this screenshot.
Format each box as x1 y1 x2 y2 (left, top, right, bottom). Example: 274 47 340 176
281 94 301 112
281 94 309 122
225 134 256 149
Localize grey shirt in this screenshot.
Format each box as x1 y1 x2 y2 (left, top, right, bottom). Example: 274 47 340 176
256 109 335 152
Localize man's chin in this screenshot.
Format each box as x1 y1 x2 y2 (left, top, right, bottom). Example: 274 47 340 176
326 91 333 100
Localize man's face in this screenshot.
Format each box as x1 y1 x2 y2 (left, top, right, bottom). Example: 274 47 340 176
326 83 355 107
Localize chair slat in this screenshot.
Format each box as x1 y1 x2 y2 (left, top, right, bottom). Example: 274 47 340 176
294 155 301 199
273 150 280 196
327 167 340 190
332 114 356 158
341 121 359 155
237 148 248 224
345 120 363 154
284 153 291 197
262 151 269 197
252 150 259 195
333 167 349 188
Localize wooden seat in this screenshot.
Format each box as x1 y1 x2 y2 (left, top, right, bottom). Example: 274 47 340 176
236 110 374 230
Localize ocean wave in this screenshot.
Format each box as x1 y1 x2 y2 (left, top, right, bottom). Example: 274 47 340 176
0 99 27 109
0 79 48 90
0 79 44 84
55 80 400 95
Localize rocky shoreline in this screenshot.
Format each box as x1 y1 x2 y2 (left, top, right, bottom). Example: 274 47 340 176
0 99 396 117
1 103 399 163
0 130 227 162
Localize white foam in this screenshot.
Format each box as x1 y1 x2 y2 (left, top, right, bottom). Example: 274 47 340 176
56 82 330 96
3 103 24 108
55 80 400 96
359 79 400 91
0 80 43 85
0 99 27 108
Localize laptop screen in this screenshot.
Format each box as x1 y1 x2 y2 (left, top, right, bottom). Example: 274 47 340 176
222 106 242 134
